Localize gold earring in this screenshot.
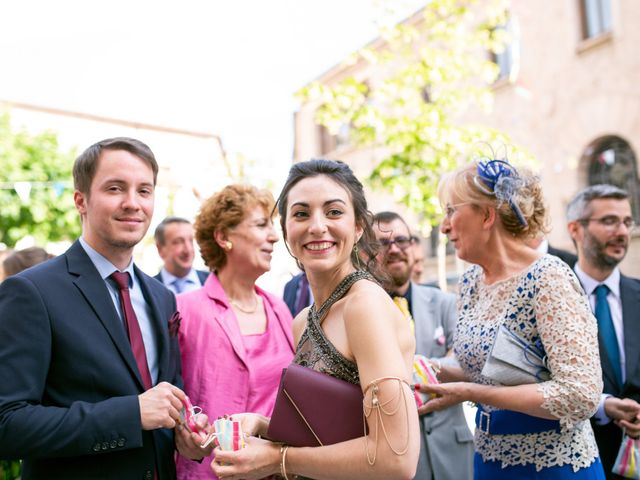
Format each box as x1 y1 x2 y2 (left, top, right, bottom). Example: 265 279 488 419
353 243 363 270
225 241 233 251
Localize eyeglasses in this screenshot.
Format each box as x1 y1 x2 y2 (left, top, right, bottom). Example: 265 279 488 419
379 236 413 251
579 216 636 231
444 203 471 219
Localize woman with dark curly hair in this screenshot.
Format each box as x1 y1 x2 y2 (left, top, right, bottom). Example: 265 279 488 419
419 158 605 479
175 184 295 480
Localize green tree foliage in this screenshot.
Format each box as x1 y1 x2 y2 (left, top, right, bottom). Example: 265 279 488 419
0 113 80 247
298 0 527 224
0 459 21 480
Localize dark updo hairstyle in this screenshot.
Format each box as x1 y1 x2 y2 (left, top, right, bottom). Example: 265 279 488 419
275 159 382 279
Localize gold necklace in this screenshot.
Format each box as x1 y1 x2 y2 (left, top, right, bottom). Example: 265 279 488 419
229 294 259 314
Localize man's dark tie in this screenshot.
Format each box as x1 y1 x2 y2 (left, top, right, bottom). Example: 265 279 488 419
110 271 153 390
594 284 623 389
294 274 310 316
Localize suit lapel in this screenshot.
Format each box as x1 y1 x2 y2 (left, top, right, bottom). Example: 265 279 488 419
621 275 640 386
196 270 209 286
259 288 295 351
204 275 249 368
215 308 249 368
411 284 436 357
283 276 299 314
66 241 145 390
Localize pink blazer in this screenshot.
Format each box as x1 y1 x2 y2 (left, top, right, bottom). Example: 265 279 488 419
176 274 294 480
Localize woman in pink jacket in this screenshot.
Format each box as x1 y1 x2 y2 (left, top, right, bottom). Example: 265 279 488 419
175 184 295 480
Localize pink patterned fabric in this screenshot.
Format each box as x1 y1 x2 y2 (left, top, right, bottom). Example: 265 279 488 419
175 274 295 480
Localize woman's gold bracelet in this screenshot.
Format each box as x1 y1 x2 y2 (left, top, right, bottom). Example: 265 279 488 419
280 444 290 480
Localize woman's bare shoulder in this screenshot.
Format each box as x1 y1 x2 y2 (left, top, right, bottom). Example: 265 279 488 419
343 280 402 328
292 307 309 344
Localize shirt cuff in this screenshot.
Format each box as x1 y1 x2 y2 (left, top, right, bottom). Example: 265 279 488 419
594 394 614 425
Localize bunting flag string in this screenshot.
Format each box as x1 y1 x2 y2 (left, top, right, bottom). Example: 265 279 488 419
0 181 72 202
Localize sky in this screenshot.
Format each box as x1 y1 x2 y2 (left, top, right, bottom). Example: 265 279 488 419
0 0 425 286
1 0 423 178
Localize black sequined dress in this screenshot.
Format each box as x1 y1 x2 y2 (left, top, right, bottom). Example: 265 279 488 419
293 270 374 386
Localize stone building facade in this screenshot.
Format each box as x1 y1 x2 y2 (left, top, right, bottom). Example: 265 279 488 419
293 0 640 281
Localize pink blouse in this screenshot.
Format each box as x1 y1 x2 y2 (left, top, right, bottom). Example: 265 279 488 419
241 318 292 416
175 274 294 480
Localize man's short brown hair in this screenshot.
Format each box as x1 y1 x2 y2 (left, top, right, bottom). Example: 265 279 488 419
73 137 158 195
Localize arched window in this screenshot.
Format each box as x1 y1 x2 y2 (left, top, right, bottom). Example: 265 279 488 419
583 135 640 223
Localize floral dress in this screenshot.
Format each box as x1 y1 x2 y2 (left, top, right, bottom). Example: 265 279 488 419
455 255 604 478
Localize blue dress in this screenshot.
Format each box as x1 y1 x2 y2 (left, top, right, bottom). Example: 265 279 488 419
475 455 605 479
455 255 605 479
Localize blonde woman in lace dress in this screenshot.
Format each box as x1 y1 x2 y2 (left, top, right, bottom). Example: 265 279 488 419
211 159 420 480
418 159 606 479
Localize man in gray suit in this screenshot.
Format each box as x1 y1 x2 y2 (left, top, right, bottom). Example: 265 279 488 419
373 211 473 480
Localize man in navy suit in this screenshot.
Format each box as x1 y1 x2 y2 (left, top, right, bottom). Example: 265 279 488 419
527 235 578 268
567 184 640 479
282 272 312 317
153 217 209 294
0 138 209 479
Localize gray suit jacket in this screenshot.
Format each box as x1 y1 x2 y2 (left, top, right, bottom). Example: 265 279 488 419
412 283 474 480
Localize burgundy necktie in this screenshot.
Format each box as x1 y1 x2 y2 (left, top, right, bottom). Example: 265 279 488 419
110 271 153 391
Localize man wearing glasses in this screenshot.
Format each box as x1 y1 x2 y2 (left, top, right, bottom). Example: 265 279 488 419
567 184 640 478
372 211 473 480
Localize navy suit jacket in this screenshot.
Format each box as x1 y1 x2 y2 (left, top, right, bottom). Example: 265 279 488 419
547 245 578 269
590 274 640 476
196 270 209 285
153 269 209 288
283 273 310 317
0 241 181 480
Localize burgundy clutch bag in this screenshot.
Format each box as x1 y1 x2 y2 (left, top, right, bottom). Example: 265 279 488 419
266 363 365 447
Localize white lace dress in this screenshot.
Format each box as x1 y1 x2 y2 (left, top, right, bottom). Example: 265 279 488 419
455 254 603 473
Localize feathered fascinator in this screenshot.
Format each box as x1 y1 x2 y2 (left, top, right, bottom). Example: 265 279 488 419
473 158 528 227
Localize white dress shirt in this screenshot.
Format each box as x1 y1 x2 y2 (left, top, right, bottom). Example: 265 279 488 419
80 237 159 383
574 264 625 424
160 267 203 295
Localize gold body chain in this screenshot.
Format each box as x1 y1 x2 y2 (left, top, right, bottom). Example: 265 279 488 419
362 376 412 466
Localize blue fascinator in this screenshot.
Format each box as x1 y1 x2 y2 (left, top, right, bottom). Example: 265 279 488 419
473 159 528 227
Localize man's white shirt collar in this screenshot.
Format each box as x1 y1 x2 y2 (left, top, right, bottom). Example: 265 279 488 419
79 237 135 281
574 263 620 298
161 267 200 286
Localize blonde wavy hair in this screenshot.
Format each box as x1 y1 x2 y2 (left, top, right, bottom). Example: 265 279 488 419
437 160 549 239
